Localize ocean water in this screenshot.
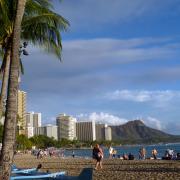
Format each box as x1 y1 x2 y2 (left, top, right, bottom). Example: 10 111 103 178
64 143 180 159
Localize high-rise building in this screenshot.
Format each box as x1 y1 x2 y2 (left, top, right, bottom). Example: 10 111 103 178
34 126 46 136
26 112 41 127
33 113 42 127
25 112 42 137
34 124 58 140
96 123 105 141
105 125 112 141
56 114 76 140
26 124 34 138
76 120 96 141
45 125 58 140
26 112 34 127
17 90 26 135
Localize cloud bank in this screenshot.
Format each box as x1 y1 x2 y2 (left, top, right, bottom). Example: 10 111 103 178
77 112 168 131
105 90 180 103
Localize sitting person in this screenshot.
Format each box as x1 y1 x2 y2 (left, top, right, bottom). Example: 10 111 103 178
123 153 128 160
112 149 117 158
176 152 180 160
162 149 174 160
128 153 134 160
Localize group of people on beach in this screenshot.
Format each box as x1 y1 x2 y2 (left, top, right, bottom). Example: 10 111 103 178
92 144 180 170
34 148 65 159
138 147 159 160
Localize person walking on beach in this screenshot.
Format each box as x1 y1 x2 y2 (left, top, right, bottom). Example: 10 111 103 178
152 148 158 159
109 146 113 158
72 150 75 158
112 149 117 158
92 144 103 170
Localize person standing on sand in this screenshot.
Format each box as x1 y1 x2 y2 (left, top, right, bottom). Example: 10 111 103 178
92 144 104 170
141 147 146 160
139 147 146 160
152 148 158 159
109 146 113 158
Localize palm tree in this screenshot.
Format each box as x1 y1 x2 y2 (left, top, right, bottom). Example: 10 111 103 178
1 0 27 178
0 0 69 178
0 0 69 115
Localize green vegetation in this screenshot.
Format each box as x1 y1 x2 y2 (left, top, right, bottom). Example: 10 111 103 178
0 134 177 151
16 134 32 150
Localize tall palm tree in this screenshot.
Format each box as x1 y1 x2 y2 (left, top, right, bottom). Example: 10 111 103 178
1 0 27 178
0 0 69 115
0 0 69 178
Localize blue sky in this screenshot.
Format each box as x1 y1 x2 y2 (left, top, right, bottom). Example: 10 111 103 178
21 0 180 134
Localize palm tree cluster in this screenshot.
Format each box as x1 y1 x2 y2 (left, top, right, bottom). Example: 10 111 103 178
0 0 69 178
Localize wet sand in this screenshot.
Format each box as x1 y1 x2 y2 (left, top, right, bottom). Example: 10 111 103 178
14 154 180 180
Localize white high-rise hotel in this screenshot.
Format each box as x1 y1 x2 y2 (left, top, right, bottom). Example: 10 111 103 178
25 112 42 138
56 114 76 140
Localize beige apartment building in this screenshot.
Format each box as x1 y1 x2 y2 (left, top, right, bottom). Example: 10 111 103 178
17 90 26 135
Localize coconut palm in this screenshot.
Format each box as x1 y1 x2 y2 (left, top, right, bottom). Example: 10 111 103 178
1 0 27 178
0 0 69 115
0 0 69 178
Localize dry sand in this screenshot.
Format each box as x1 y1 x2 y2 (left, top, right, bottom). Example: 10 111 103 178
14 154 180 180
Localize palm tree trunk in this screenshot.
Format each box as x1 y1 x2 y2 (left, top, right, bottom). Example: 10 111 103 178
0 49 11 116
0 0 27 179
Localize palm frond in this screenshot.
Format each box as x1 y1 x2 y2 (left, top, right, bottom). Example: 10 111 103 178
21 11 69 59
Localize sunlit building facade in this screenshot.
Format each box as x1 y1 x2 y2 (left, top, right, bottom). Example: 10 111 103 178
76 120 96 141
17 90 26 135
105 125 112 141
96 123 106 141
56 114 76 140
33 124 58 140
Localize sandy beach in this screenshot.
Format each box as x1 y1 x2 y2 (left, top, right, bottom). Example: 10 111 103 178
13 154 180 180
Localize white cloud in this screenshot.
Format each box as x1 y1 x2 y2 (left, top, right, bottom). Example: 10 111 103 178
77 112 166 131
77 113 167 131
143 117 164 130
61 38 180 71
105 90 180 103
77 112 128 125
28 37 180 74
